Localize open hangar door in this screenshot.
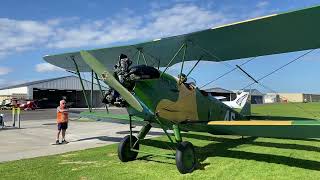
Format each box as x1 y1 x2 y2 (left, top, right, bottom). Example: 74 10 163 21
33 88 103 108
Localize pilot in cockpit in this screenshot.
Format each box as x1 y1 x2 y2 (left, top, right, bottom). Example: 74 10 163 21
114 54 132 84
178 73 187 84
178 73 196 90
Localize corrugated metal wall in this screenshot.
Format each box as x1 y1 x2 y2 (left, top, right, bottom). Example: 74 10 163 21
0 87 28 96
303 94 320 102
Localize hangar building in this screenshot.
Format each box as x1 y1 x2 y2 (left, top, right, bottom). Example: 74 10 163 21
0 76 106 108
204 88 265 104
204 87 236 101
243 89 264 104
265 93 320 103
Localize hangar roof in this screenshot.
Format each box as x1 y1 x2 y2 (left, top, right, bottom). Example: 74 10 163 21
0 76 106 91
204 87 234 93
243 89 264 96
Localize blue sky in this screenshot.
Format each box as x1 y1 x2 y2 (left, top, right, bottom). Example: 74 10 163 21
0 0 320 93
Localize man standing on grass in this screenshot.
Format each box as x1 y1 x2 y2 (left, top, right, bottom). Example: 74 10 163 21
56 99 69 144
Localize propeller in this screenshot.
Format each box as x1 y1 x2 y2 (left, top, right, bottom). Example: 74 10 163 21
80 51 143 112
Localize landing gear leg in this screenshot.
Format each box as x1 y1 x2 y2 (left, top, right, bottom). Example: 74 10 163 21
137 123 152 140
118 116 152 162
173 125 196 174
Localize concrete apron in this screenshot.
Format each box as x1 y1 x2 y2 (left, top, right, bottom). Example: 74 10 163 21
0 119 163 162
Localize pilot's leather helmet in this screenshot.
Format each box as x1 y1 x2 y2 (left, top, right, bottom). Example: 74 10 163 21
119 54 127 60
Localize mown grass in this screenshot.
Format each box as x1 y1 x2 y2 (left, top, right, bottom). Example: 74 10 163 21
252 102 320 120
1 103 320 180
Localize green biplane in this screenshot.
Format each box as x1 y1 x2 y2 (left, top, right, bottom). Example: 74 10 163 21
44 5 320 173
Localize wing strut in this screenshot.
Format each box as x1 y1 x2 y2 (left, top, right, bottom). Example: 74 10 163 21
71 55 92 112
161 43 186 76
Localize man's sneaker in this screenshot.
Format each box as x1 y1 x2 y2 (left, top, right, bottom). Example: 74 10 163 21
55 140 60 145
62 140 69 144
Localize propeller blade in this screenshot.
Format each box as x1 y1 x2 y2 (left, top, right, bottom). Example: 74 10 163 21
80 50 143 112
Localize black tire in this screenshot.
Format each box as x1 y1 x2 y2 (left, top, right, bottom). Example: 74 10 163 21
175 141 196 174
118 135 139 162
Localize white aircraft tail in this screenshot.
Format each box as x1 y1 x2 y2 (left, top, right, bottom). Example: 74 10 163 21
223 92 249 109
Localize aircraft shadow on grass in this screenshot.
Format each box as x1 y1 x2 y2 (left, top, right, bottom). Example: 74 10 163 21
139 133 320 171
116 130 164 136
73 131 164 143
74 136 123 142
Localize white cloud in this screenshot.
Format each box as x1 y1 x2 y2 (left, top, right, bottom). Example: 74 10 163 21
257 1 269 8
0 67 12 75
35 63 64 72
48 4 233 48
0 3 273 57
0 18 54 57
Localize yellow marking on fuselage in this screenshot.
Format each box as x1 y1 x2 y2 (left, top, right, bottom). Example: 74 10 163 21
208 120 292 126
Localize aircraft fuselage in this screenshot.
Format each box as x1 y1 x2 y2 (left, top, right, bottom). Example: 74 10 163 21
132 71 245 124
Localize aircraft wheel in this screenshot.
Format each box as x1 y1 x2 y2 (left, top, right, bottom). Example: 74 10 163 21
175 141 196 174
118 135 139 162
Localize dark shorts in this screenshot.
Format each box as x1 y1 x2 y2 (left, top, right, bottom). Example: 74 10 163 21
58 122 68 130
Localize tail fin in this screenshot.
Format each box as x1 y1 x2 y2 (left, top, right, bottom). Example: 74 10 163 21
223 92 249 109
240 99 251 116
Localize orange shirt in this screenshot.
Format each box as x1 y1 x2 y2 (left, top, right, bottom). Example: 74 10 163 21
57 106 69 123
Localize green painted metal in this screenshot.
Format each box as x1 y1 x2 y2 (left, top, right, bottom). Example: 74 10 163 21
91 70 94 109
94 73 104 97
173 125 182 142
72 56 91 112
137 123 152 140
186 57 201 78
44 6 320 72
161 43 186 76
137 50 141 65
179 45 187 83
129 115 133 147
154 116 175 144
75 50 320 139
141 51 148 66
292 120 320 125
178 120 320 139
94 72 108 113
43 5 320 142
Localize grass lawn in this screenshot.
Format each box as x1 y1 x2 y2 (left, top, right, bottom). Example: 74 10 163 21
1 103 320 179
251 102 320 120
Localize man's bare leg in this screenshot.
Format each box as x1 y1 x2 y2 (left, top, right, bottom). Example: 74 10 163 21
56 130 61 144
62 129 66 141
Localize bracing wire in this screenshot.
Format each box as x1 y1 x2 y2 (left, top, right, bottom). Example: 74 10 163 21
242 49 316 90
163 42 319 120
199 57 256 89
236 49 319 119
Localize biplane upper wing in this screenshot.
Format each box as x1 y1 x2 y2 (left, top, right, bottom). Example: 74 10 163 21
44 5 320 72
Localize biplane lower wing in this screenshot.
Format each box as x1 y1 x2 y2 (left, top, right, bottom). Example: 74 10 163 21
202 120 320 139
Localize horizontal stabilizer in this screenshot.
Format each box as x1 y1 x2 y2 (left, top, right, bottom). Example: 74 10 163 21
207 120 320 138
